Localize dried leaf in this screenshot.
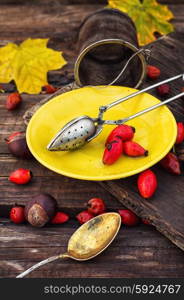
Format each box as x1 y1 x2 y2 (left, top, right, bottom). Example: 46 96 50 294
108 0 174 45
0 38 67 94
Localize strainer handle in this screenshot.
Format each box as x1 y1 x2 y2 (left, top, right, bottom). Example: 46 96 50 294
106 48 149 87
103 92 184 125
97 73 184 121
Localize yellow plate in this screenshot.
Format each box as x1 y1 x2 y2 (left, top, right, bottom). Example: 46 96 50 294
26 86 177 181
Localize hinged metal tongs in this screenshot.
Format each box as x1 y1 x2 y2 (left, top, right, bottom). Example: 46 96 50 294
47 73 184 151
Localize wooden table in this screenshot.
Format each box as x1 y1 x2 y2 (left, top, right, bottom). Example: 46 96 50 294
0 0 184 278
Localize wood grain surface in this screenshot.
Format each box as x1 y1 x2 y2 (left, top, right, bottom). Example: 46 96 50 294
100 31 184 249
0 0 184 278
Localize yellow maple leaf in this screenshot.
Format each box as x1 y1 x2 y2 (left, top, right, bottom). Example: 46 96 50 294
0 38 67 94
108 0 174 45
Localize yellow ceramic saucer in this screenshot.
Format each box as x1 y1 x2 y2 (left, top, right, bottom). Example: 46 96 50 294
26 86 177 181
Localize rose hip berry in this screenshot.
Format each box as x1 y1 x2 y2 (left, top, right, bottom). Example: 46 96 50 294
76 210 94 224
10 206 25 224
105 124 135 145
118 209 139 226
160 152 181 175
87 198 106 215
142 219 151 225
124 141 148 157
51 212 69 224
9 168 32 185
157 84 170 97
6 92 22 110
176 122 184 145
137 169 157 199
147 65 160 80
42 84 57 94
103 139 123 165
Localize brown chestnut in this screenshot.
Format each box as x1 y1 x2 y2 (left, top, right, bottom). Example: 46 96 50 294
5 131 32 159
25 193 57 227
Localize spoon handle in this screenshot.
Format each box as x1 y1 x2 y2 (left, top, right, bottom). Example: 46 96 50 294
104 92 184 125
16 253 68 278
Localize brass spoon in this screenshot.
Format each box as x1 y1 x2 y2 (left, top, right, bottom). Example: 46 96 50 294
16 212 121 278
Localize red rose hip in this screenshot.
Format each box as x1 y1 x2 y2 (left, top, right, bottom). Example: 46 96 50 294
103 139 123 165
105 124 135 145
176 122 184 145
51 212 69 224
118 209 139 226
124 141 148 157
76 210 94 224
6 92 22 110
9 168 32 185
157 84 170 97
142 219 151 225
137 169 157 198
87 198 106 215
160 152 181 175
147 65 160 80
42 84 57 94
10 206 25 224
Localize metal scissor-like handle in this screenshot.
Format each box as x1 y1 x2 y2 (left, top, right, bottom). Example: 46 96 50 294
97 73 184 125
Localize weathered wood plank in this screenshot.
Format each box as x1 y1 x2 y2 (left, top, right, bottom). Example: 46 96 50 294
0 156 55 176
2 250 184 278
0 3 183 48
0 0 184 279
0 223 171 248
0 4 101 43
0 0 182 5
100 33 184 251
0 224 184 278
0 175 120 216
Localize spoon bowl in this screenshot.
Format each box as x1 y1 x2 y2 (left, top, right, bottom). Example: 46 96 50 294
16 212 121 278
67 212 121 260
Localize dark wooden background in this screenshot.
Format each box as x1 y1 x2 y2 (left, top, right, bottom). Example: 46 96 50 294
0 0 184 278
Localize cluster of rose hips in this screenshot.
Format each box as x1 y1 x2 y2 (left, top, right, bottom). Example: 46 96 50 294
77 198 147 226
147 64 184 97
146 64 184 176
6 121 184 225
9 195 147 228
9 193 69 226
4 132 146 227
103 124 148 165
5 130 154 226
101 124 157 198
147 65 170 97
135 65 184 198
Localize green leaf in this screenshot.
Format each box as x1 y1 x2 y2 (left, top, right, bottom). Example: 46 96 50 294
108 0 174 45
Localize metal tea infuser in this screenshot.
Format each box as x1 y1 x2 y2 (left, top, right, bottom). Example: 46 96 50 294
47 73 184 151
